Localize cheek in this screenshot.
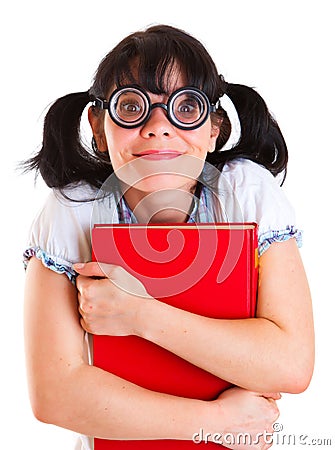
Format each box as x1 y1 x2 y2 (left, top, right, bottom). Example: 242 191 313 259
104 122 135 163
184 127 213 155
104 119 121 148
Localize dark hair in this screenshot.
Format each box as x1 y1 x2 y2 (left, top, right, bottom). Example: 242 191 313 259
207 83 288 179
22 24 288 188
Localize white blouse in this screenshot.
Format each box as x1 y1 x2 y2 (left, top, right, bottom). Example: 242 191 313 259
24 158 302 282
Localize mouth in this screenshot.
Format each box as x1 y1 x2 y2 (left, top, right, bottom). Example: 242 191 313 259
134 150 183 160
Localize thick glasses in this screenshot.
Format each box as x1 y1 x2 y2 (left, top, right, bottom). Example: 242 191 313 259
93 85 217 130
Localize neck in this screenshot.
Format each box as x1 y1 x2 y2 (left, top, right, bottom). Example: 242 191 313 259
121 183 197 223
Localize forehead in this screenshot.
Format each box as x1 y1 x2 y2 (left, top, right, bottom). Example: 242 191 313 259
114 60 188 95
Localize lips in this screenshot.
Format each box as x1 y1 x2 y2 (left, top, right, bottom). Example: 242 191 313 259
135 150 183 160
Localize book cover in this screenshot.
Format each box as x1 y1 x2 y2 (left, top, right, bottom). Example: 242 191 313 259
91 223 258 449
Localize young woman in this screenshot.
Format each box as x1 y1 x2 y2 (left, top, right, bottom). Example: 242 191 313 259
23 25 314 449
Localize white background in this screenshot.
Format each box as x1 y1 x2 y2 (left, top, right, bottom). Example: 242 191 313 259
1 0 334 448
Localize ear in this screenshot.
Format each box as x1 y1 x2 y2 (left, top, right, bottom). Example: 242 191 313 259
88 106 108 152
208 124 220 153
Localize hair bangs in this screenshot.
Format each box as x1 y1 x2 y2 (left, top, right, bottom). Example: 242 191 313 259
93 26 220 102
115 40 210 97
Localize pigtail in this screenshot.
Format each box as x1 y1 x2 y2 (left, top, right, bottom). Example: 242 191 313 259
22 91 112 188
209 83 288 181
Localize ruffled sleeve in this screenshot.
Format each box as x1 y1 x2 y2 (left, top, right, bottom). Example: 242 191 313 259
23 184 96 283
220 159 302 256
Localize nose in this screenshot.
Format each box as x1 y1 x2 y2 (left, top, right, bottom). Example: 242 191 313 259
140 106 175 138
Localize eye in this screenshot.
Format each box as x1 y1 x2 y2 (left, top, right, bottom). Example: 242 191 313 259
177 100 198 114
118 99 143 117
174 95 202 121
113 90 148 121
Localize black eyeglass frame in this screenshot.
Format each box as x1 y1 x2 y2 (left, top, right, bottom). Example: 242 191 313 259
92 85 217 131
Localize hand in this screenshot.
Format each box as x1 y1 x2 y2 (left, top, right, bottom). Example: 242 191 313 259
207 387 280 449
74 262 151 336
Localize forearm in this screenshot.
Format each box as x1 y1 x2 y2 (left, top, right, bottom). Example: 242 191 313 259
141 302 288 392
138 301 288 391
25 258 211 440
137 241 314 393
33 359 210 440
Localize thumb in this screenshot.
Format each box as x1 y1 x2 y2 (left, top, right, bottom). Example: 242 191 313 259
73 261 111 278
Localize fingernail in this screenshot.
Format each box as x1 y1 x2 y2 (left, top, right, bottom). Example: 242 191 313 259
73 263 85 270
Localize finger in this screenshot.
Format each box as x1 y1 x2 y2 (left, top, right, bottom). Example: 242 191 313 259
76 275 94 299
80 316 90 333
260 392 282 400
77 299 86 316
73 261 113 278
242 390 281 400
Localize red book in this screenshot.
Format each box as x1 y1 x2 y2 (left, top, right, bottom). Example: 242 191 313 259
91 223 258 449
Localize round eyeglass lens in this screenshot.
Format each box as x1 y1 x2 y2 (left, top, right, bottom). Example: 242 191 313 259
170 90 208 127
111 88 149 126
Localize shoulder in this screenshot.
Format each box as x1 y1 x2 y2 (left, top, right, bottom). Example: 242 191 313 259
31 182 98 238
217 158 291 215
217 159 301 254
221 158 282 188
25 183 101 278
220 158 290 210
48 182 100 207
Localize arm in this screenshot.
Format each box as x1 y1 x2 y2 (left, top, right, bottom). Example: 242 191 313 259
77 239 314 394
24 257 208 439
25 257 279 444
140 240 314 393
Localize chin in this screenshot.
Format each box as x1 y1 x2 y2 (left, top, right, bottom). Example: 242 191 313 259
133 174 196 193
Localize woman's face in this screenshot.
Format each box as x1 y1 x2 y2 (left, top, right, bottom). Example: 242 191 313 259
89 71 220 194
